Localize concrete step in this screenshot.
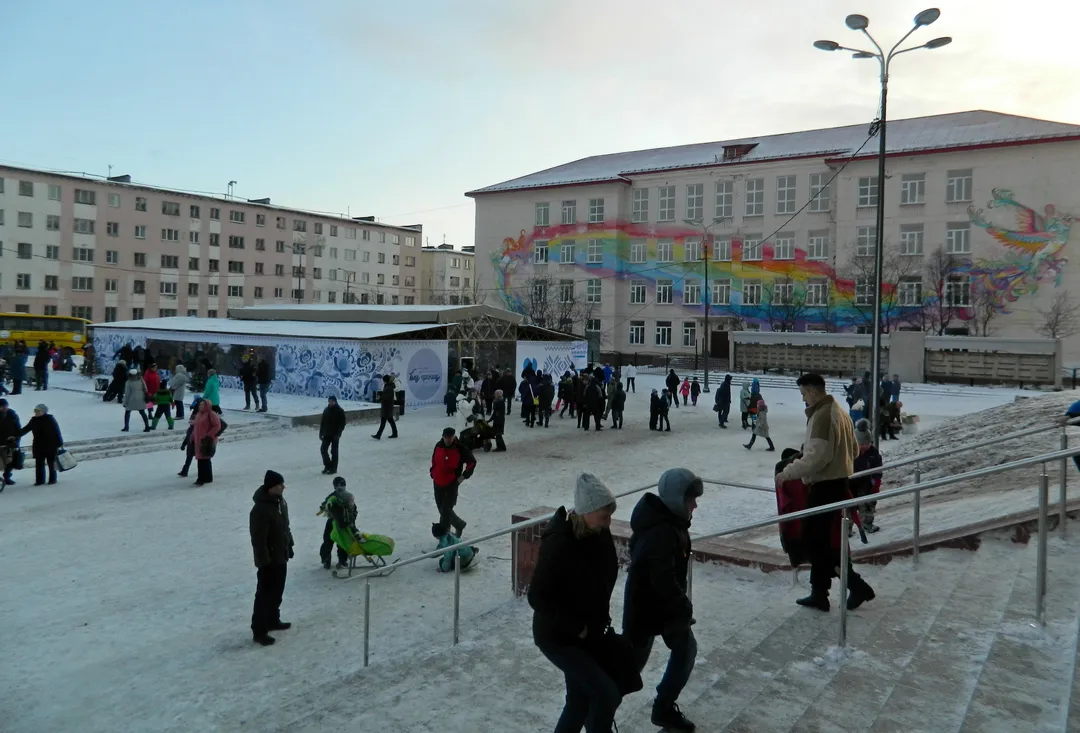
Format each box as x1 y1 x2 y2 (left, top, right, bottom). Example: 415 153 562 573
63 421 290 461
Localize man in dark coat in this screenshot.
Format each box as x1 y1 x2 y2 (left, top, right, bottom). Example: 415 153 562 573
575 374 589 428
240 357 258 410
249 469 294 646
583 376 605 431
18 403 63 485
105 360 128 403
319 396 346 474
33 341 50 391
665 370 680 408
498 369 516 415
372 375 399 439
429 427 477 536
623 468 703 732
491 390 507 451
715 374 732 428
609 381 626 429
482 369 498 415
256 356 271 412
0 399 21 486
538 374 556 428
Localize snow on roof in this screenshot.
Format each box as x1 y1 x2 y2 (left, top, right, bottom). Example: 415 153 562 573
467 110 1080 195
228 303 524 325
90 317 446 340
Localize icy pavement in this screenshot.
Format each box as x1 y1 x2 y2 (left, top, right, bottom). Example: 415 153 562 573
0 373 1066 732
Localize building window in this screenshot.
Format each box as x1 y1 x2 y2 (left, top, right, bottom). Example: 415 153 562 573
586 319 601 333
312 222 323 235
73 218 94 234
534 241 548 264
857 177 879 208
742 279 762 305
684 280 701 305
108 193 120 208
276 240 286 253
377 252 386 264
742 236 762 261
43 215 60 233
102 220 117 236
561 200 576 225
188 282 199 296
105 279 117 293
658 186 675 222
228 235 244 249
897 277 922 306
656 239 673 263
253 287 263 299
18 211 32 228
105 307 117 322
683 237 702 262
73 246 94 262
855 278 874 307
314 267 324 279
17 242 31 259
188 257 199 271
274 288 284 298
188 231 199 244
629 240 646 264
293 219 307 233
404 296 415 305
105 249 118 263
133 280 145 294
355 228 364 240
380 232 387 244
135 197 147 212
47 184 61 201
275 216 286 229
162 201 180 216
773 233 795 260
655 321 672 347
685 184 704 221
42 306 57 316
229 210 245 224
712 279 731 306
629 321 645 345
74 188 96 205
559 279 574 303
900 173 926 205
275 264 284 276
158 309 177 318
228 285 244 298
856 226 877 257
807 231 829 260
208 284 219 296
587 238 603 264
745 178 764 216
404 275 415 286
46 245 60 260
586 278 602 303
208 259 219 272
806 280 829 306
160 281 178 296
629 280 647 304
535 202 549 227
44 275 58 290
682 322 697 348
631 189 648 223
709 238 729 262
161 228 180 242
946 169 973 203
329 224 339 237
189 205 201 218
71 306 93 320
946 222 971 254
808 173 831 212
209 207 220 221
588 198 605 223
131 308 145 320
209 233 220 247
207 309 218 318
776 175 797 214
134 225 146 239
18 180 33 197
255 238 266 251
255 262 264 274
715 180 734 219
228 261 244 273
900 224 924 255
773 280 793 305
656 279 673 304
945 275 971 306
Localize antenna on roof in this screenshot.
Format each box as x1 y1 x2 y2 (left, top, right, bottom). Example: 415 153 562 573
108 164 113 178
442 233 446 244
227 181 237 199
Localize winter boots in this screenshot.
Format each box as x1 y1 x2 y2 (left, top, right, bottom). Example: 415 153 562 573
797 580 876 613
652 701 696 731
796 590 831 612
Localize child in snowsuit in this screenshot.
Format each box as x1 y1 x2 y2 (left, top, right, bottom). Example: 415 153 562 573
851 419 883 533
432 522 479 572
318 476 356 570
690 377 701 406
744 399 775 451
150 383 175 430
679 378 691 407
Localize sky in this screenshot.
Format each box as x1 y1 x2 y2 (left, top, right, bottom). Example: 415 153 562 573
2 1 1077 250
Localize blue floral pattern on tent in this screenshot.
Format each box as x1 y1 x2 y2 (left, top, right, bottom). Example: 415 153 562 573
92 331 147 373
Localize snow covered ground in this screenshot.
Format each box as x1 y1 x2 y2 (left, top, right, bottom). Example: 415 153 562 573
0 371 1063 732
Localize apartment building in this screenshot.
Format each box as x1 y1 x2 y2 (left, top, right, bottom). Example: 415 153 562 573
0 165 421 320
420 243 477 304
467 110 1080 359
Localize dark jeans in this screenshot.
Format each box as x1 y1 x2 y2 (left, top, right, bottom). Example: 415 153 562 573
494 433 506 451
433 482 466 534
124 409 149 430
578 408 588 428
806 478 871 594
560 400 574 417
180 448 194 475
626 377 635 393
611 409 623 428
196 458 213 484
35 452 58 484
35 367 47 390
505 398 513 416
320 518 348 566
244 384 258 408
746 434 775 450
524 404 536 427
374 414 397 438
631 628 698 707
717 404 730 426
321 436 340 472
658 414 670 431
173 401 185 419
538 642 622 733
11 379 22 395
258 384 269 410
251 563 288 636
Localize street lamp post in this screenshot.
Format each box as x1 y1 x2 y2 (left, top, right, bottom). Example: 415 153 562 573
294 243 306 304
814 8 951 447
684 217 727 393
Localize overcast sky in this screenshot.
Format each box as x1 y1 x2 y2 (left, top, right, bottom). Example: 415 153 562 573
2 1 1075 249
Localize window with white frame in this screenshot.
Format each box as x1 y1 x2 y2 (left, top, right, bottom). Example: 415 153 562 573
48 184 61 201
855 278 874 306
108 193 120 208
656 239 673 263
17 242 32 259
18 180 33 196
682 321 697 348
293 219 307 233
49 215 62 231
945 275 971 306
105 279 117 293
946 169 973 203
808 173 831 212
159 281 178 296
776 175 796 214
629 321 645 345
900 173 925 205
228 285 244 298
857 177 879 207
773 233 795 260
807 231 829 260
135 197 147 212
629 239 646 264
685 184 704 221
684 236 702 262
16 274 31 289
73 246 94 262
16 211 30 228
560 240 575 264
856 226 877 257
530 279 547 305
655 321 672 347
583 319 600 334
745 178 764 216
658 186 675 221
713 238 731 262
806 279 829 306
629 280 647 304
74 188 95 205
535 202 549 227
656 279 673 304
900 224 924 255
715 180 733 219
559 279 574 303
587 238 603 264
134 225 146 239
946 222 971 254
449 256 459 267
72 218 94 234
561 200 576 225
684 279 701 305
161 228 180 242
742 279 762 305
742 236 762 261
586 278 602 303
46 245 60 260
631 189 649 223
712 279 731 306
534 241 549 264
160 255 179 269
897 277 922 306
106 249 118 264
588 198 605 223
72 276 93 292
772 280 793 305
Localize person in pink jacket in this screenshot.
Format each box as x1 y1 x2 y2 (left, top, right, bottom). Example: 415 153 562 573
679 378 691 407
192 399 223 486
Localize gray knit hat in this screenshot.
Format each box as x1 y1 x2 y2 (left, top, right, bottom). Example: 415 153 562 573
855 418 873 445
574 473 616 515
658 467 704 520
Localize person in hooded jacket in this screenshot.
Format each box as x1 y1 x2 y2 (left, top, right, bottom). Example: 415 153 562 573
538 374 556 428
743 399 775 451
609 381 626 429
715 374 732 428
658 390 672 432
528 473 624 733
9 347 27 395
372 375 399 439
851 419 883 533
624 468 703 732
429 427 477 537
689 377 701 407
122 368 151 432
739 382 752 429
665 370 680 408
33 341 50 390
583 375 606 431
0 399 21 486
256 355 272 412
499 369 517 415
519 376 537 427
240 356 258 410
104 360 128 403
192 399 223 486
202 369 222 413
491 389 507 452
143 363 161 403
482 369 498 415
18 404 63 485
249 469 294 646
649 389 660 431
169 364 189 419
320 396 347 474
575 373 590 428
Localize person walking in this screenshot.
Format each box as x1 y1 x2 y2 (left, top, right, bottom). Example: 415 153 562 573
528 473 632 733
240 356 258 411
538 374 556 428
890 373 902 403
429 427 476 537
715 374 732 428
249 469 293 646
679 378 690 407
178 399 200 478
584 376 605 431
689 377 701 407
624 364 637 394
319 396 346 474
371 375 399 439
665 370 680 408
0 399 21 487
10 346 27 395
150 381 176 431
491 390 507 452
776 373 875 612
624 468 703 732
169 364 189 419
743 399 775 451
18 404 63 486
658 389 672 432
575 374 589 428
192 399 223 486
739 382 752 429
122 368 151 433
33 341 50 391
256 355 271 412
519 376 537 428
104 360 127 403
609 381 626 429
649 389 660 431
499 369 516 416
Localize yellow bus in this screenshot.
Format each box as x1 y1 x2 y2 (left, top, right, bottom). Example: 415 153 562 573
0 313 91 353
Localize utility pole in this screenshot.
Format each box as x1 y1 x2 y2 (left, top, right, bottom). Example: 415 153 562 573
684 217 728 392
344 271 356 304
294 243 306 304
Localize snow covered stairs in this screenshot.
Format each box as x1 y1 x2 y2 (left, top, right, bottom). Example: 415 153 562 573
63 418 290 461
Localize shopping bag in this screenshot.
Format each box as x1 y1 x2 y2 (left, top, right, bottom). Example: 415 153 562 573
57 449 78 472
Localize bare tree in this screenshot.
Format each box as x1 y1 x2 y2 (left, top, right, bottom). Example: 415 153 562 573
836 241 920 333
515 274 598 338
762 278 811 332
904 246 962 335
969 283 1000 337
466 273 488 305
1037 291 1080 339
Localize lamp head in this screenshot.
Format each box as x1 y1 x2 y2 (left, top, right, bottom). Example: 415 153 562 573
852 51 876 59
924 36 952 49
814 40 840 51
914 8 941 26
845 14 870 30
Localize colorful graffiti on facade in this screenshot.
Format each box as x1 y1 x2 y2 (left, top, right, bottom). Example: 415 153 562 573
490 188 1073 331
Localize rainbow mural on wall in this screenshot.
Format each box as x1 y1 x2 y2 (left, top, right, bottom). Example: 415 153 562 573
491 188 1073 332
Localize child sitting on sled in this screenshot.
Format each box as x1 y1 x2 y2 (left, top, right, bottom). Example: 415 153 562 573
317 476 395 575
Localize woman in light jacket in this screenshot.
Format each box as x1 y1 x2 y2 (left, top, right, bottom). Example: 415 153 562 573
202 369 222 413
191 399 222 486
744 399 775 451
122 368 150 432
169 364 189 419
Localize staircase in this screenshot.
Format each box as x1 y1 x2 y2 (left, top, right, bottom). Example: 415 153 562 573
252 525 1080 733
62 419 291 462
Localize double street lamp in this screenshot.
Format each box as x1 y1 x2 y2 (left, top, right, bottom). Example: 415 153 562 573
814 8 951 446
684 217 728 393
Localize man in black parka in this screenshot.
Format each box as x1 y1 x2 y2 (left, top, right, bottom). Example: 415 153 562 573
249 469 294 646
319 396 346 474
623 467 704 732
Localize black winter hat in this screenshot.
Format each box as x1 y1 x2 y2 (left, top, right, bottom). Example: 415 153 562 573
264 470 285 488
333 476 347 490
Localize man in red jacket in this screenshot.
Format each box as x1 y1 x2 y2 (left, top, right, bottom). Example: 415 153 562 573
430 427 477 537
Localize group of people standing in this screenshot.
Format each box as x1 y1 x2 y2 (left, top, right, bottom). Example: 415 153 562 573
0 399 65 487
0 340 64 395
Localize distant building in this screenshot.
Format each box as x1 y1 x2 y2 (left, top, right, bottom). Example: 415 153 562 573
420 243 477 304
0 165 421 321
